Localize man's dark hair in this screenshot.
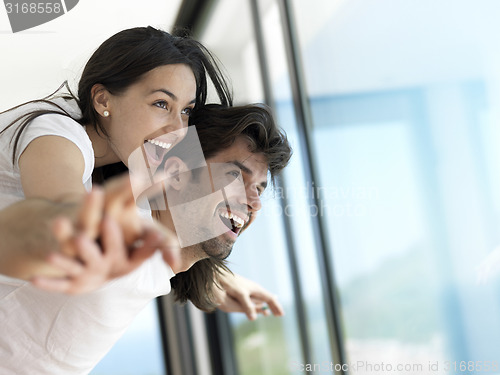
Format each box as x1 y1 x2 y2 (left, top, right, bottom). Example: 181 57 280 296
170 103 292 312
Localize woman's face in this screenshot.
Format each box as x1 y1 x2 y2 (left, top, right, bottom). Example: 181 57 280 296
104 63 197 166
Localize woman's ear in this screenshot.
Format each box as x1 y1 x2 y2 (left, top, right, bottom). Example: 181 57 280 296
163 157 189 191
91 84 111 118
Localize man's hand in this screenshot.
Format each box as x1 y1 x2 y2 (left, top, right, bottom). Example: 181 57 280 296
214 269 284 320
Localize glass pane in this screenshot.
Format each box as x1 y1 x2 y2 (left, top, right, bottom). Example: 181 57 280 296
90 300 165 375
200 1 304 374
229 195 303 375
292 0 500 371
258 0 333 365
200 0 264 104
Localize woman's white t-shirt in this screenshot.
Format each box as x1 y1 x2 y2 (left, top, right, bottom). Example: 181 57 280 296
0 100 174 375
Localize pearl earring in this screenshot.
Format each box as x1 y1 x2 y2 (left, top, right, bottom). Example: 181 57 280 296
103 110 110 117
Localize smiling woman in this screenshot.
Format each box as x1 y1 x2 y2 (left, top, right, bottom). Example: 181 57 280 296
87 63 197 168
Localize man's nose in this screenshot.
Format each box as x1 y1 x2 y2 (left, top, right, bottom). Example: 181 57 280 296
244 185 262 213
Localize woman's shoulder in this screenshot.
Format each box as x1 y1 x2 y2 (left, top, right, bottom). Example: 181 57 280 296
28 111 87 140
0 97 82 132
1 98 94 173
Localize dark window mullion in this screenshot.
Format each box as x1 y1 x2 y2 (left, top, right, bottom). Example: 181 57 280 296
249 0 314 369
156 295 198 375
276 0 347 371
205 311 239 375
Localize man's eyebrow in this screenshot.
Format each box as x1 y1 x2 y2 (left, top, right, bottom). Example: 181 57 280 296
229 161 268 189
150 89 196 104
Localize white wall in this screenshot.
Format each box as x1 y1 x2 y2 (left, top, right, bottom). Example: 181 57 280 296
0 0 181 111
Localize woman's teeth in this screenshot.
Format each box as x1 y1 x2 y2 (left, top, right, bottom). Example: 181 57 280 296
147 139 172 149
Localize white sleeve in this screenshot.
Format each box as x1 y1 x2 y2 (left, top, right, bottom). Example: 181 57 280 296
15 114 95 186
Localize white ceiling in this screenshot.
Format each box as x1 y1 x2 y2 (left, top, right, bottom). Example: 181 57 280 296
0 0 182 111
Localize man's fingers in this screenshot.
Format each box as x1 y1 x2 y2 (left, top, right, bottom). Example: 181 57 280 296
250 291 284 317
256 305 272 316
233 291 257 321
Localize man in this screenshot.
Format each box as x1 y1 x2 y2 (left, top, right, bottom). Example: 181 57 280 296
145 103 292 313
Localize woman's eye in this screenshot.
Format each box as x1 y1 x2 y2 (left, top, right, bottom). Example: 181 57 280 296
154 101 168 110
181 107 193 116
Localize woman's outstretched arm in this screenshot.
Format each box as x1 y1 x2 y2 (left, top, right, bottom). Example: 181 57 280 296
0 135 179 288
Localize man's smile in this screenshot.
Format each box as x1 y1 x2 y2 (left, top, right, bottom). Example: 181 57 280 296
217 207 248 236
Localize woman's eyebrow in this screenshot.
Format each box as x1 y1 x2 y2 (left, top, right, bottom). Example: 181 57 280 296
149 89 196 104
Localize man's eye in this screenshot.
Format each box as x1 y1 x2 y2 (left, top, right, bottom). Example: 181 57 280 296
227 170 241 179
181 107 193 116
154 101 168 110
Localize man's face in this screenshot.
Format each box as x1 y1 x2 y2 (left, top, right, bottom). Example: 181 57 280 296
170 136 268 260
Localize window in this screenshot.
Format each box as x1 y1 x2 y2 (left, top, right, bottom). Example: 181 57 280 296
184 0 500 373
292 0 500 369
199 1 305 374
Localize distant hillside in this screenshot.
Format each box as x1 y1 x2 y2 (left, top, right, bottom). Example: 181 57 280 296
340 246 440 342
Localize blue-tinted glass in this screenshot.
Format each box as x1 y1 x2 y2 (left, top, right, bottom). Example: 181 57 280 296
292 0 500 370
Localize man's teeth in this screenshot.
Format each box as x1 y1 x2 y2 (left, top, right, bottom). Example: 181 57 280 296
220 211 245 228
147 139 172 149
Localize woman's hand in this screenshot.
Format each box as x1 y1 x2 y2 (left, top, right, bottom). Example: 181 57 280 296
31 175 180 294
214 269 284 320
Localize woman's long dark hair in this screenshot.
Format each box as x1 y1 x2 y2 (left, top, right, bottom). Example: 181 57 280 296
0 26 233 164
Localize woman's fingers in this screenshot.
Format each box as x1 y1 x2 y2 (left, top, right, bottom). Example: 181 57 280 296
74 234 105 267
31 276 74 294
77 186 105 240
149 225 180 271
103 175 142 244
99 215 132 277
45 252 85 277
51 216 77 257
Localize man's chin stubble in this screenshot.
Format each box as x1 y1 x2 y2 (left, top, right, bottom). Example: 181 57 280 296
200 237 234 261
